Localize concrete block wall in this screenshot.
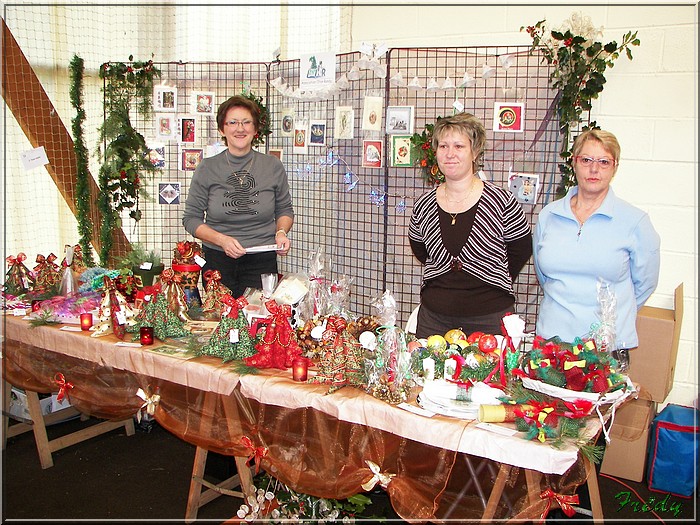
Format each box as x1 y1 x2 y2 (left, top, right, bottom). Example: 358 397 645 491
350 3 698 407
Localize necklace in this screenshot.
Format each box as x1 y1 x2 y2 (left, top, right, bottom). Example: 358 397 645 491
225 150 254 185
442 181 477 225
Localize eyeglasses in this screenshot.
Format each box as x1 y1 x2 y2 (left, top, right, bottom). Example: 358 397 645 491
574 156 617 169
225 119 254 129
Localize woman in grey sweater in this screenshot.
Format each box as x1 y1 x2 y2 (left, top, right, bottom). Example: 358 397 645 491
183 95 294 296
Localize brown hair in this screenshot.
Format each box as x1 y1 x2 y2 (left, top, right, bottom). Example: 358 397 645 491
432 112 487 173
216 95 260 143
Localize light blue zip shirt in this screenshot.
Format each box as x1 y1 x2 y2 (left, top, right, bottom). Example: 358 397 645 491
533 185 660 347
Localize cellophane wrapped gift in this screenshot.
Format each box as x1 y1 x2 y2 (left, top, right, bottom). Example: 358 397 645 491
327 275 354 318
298 248 330 321
92 275 138 339
588 278 617 354
364 290 413 404
59 245 79 296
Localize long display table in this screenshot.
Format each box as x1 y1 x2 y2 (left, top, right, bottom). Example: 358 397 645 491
2 313 603 522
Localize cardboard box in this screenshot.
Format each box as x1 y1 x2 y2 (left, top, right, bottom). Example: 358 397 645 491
8 387 52 421
628 283 683 403
600 396 657 482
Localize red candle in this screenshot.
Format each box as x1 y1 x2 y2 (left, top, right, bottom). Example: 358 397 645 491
140 326 154 345
292 357 308 382
79 312 93 331
31 300 42 312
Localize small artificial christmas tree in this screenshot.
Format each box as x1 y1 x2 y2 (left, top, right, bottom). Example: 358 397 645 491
198 294 255 362
126 282 191 341
244 300 301 370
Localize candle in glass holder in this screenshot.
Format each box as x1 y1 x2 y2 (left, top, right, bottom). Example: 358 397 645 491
31 300 42 312
79 312 93 331
292 357 309 382
140 326 154 345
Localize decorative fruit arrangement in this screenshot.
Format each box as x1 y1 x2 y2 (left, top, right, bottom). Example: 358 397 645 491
410 328 503 383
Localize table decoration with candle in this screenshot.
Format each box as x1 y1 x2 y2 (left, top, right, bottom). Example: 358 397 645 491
292 356 309 381
80 312 93 331
140 326 154 345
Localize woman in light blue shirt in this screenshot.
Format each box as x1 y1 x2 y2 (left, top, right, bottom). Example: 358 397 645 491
533 129 660 364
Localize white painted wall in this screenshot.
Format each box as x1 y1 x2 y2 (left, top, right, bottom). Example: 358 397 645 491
349 2 698 407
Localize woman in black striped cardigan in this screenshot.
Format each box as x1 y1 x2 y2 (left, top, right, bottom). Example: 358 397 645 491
408 113 532 339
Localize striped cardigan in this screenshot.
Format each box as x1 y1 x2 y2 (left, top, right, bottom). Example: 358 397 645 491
408 182 531 295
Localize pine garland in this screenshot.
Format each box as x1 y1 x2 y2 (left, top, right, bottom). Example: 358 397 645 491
69 54 95 267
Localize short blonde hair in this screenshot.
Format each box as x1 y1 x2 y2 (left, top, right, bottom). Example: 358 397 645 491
572 129 621 165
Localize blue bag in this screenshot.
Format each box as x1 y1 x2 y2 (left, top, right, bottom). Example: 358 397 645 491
646 404 699 498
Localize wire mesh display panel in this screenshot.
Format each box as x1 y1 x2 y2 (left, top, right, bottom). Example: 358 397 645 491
107 46 560 329
384 46 562 330
123 61 270 263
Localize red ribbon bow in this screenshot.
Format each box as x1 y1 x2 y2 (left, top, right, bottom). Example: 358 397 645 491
7 252 26 265
539 488 579 521
54 372 74 402
240 436 268 474
222 294 248 318
264 300 291 319
204 269 222 283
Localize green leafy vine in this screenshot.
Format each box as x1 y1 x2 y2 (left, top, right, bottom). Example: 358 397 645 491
521 12 640 195
96 55 161 264
69 54 95 267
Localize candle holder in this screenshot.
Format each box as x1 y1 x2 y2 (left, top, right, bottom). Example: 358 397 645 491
79 312 93 331
140 326 154 345
31 300 42 312
292 356 309 382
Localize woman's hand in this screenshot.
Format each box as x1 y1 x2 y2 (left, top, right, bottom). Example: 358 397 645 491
275 230 291 256
220 236 246 259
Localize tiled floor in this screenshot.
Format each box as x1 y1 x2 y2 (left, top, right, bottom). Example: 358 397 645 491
2 415 697 523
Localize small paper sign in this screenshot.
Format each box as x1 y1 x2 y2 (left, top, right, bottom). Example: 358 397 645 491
20 146 49 170
194 255 206 267
116 310 127 325
229 328 240 343
139 262 153 270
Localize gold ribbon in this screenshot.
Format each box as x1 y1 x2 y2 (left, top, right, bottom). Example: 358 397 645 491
135 388 161 423
360 460 395 491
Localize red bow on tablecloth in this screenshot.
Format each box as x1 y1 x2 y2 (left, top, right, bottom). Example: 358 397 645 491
240 436 267 474
539 488 579 521
53 372 74 402
222 294 248 318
